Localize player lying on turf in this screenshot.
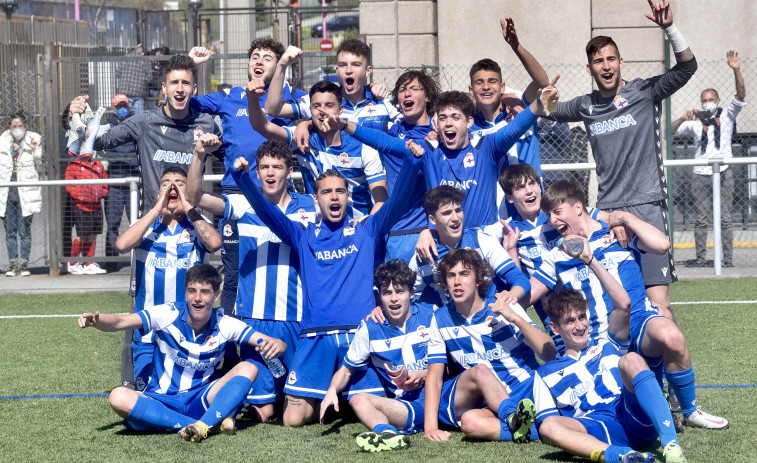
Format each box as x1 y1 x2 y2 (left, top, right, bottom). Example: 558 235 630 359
77 264 286 442
534 241 687 462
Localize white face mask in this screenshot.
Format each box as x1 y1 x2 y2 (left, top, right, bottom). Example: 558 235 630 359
702 101 718 113
10 128 26 141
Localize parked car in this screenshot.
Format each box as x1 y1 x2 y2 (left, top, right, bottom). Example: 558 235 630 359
310 15 359 37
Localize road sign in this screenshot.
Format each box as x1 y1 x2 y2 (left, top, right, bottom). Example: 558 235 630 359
320 39 334 52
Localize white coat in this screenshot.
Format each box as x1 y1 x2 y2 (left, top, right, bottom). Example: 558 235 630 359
0 129 44 217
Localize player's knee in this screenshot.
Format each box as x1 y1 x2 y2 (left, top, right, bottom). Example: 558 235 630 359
108 387 135 415
236 361 258 381
469 363 492 384
282 396 312 428
348 392 371 410
618 352 647 378
255 404 276 423
460 412 487 439
659 324 687 355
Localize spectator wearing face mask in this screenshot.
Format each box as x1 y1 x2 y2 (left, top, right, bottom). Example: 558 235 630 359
101 95 140 271
0 111 44 277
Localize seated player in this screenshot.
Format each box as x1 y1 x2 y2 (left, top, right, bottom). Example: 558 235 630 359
185 135 318 421
231 139 424 427
115 167 222 390
534 258 686 462
528 179 728 430
247 79 387 217
319 260 434 452
425 249 556 442
77 264 287 442
409 185 530 306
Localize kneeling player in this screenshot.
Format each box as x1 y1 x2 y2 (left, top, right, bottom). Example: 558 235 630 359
319 260 434 452
425 249 557 442
77 264 286 442
534 245 686 462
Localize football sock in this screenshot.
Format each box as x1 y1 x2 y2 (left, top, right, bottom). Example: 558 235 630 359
666 366 697 417
125 396 193 431
373 423 398 434
199 376 252 428
632 370 679 448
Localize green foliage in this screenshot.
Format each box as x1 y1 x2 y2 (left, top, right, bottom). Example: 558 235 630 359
1 282 756 461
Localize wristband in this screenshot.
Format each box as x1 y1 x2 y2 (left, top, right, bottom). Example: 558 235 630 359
585 254 594 266
664 24 689 53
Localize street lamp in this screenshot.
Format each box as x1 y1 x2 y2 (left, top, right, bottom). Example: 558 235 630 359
188 0 203 48
0 0 18 21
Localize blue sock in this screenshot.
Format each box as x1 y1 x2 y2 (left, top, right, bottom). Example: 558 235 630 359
125 396 194 431
497 398 516 423
530 422 539 441
632 370 679 448
666 366 697 417
498 421 513 441
604 445 633 463
373 423 398 434
199 376 252 428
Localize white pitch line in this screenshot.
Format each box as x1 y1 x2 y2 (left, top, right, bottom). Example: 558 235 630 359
0 313 128 319
673 301 757 305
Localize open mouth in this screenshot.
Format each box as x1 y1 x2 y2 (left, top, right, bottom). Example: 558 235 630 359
556 224 568 235
601 72 613 84
449 221 461 233
253 67 265 78
524 196 537 205
387 303 402 313
173 94 186 105
345 77 355 91
452 289 465 298
264 178 276 187
402 100 415 111
443 130 456 143
329 203 341 214
191 302 205 310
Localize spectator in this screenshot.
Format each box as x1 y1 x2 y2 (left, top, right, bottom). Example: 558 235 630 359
1 112 44 277
117 44 150 115
101 94 139 271
60 104 76 261
147 46 170 110
672 50 746 268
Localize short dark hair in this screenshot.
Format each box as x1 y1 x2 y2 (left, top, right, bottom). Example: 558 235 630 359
585 36 620 62
314 169 348 193
424 185 466 216
540 179 587 214
374 259 416 293
434 91 475 119
9 111 26 125
336 39 371 63
435 248 493 299
165 54 197 82
248 38 286 62
61 104 72 131
469 58 502 82
309 80 342 101
543 289 588 327
499 164 541 195
256 139 293 169
161 166 187 179
185 263 222 293
391 69 440 114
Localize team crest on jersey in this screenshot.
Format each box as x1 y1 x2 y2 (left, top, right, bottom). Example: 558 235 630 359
601 235 612 246
194 126 204 142
130 278 137 292
223 223 233 237
136 377 146 391
288 370 297 384
463 152 475 168
297 209 309 221
205 335 218 348
486 315 500 328
338 152 351 166
182 229 192 241
613 96 629 109
344 226 356 236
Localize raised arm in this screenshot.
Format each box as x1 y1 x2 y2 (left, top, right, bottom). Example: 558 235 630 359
114 188 167 253
501 18 549 104
231 158 303 249
728 50 746 102
78 311 143 332
607 210 670 255
265 46 302 118
346 118 412 159
186 134 226 216
246 79 290 143
489 299 557 362
644 1 694 63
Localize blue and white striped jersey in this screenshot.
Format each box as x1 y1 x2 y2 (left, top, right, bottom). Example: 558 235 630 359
138 301 254 395
225 192 319 322
284 126 386 216
343 302 435 400
134 215 209 313
290 89 401 125
427 297 539 393
532 222 654 342
409 228 530 306
533 337 629 425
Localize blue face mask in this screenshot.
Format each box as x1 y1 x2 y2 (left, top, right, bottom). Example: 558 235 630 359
115 107 130 119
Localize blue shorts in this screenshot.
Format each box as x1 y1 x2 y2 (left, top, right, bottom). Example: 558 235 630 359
239 318 302 405
143 379 218 420
132 340 155 392
629 301 666 368
399 375 464 432
283 332 383 400
385 232 422 264
575 388 656 449
507 376 535 403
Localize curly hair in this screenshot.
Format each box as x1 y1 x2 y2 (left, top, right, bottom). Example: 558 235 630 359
374 259 417 293
543 289 588 327
435 248 493 299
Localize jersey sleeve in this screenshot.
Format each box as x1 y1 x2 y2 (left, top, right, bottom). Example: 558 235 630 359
532 248 559 289
189 90 226 115
408 255 427 299
231 168 304 248
477 231 531 293
533 370 560 426
137 302 180 335
352 123 412 159
426 313 449 365
343 321 372 370
361 144 387 185
491 107 539 162
93 114 141 150
587 207 601 220
650 58 697 102
218 315 255 346
291 94 311 119
552 95 587 123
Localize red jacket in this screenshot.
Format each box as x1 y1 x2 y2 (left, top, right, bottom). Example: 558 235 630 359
64 157 109 211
